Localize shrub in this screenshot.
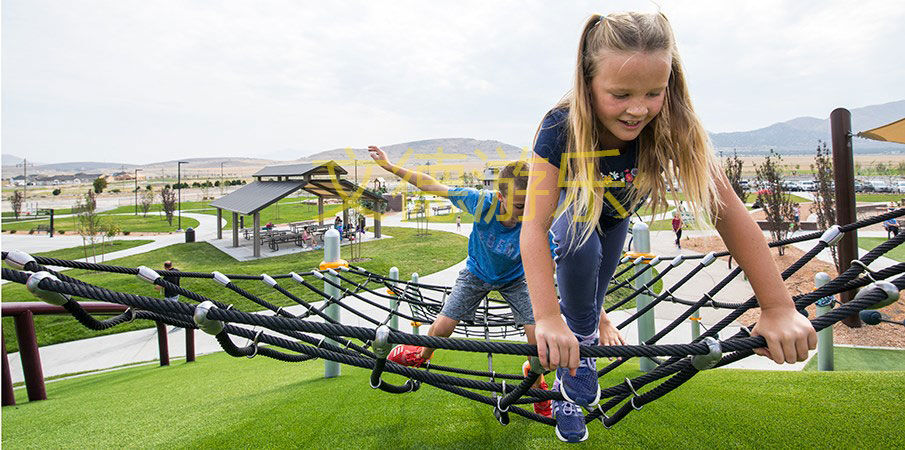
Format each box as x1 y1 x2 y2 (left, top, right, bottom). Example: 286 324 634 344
123 231 131 235
58 230 66 234
111 188 121 193
28 229 35 234
52 188 62 196
10 230 17 234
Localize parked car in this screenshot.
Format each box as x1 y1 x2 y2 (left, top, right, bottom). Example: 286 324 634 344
896 180 905 193
869 180 892 193
798 180 816 191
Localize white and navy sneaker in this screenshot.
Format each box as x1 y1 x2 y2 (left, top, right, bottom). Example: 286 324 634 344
552 398 589 443
556 356 601 408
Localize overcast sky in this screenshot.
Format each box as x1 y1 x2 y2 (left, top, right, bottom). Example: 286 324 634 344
3 0 904 164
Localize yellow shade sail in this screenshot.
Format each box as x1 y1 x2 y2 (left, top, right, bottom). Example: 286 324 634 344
857 117 905 145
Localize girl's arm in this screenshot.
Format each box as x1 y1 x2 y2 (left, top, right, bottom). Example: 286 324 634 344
521 157 581 375
368 146 450 196
713 172 817 363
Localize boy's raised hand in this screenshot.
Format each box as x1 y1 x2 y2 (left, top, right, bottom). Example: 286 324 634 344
368 146 392 169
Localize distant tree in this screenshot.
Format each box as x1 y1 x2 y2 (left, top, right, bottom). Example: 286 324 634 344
140 189 155 217
723 150 747 204
76 190 104 261
146 184 153 190
755 149 795 255
9 190 24 220
811 141 838 270
52 188 62 196
160 186 177 226
93 177 108 194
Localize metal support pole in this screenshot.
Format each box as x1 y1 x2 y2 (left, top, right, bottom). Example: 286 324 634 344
389 267 399 330
411 273 419 334
14 311 46 401
830 107 861 327
216 208 222 240
156 321 169 366
185 328 195 363
690 309 701 340
632 222 656 372
318 197 325 226
232 212 239 247
323 228 341 378
253 213 261 258
815 272 834 371
2 333 16 406
374 211 382 238
49 209 54 238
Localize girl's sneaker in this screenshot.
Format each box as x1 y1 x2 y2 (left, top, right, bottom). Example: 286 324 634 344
556 356 601 407
552 399 588 442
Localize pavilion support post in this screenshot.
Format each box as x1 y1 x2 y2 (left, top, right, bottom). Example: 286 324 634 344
374 211 382 238
318 197 324 226
253 213 261 258
232 212 239 247
830 107 861 327
216 208 222 240
342 201 349 235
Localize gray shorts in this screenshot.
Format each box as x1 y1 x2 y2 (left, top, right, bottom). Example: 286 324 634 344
439 269 535 326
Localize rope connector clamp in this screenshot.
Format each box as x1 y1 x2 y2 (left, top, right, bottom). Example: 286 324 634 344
26 271 71 306
5 250 36 271
193 301 225 335
691 337 722 370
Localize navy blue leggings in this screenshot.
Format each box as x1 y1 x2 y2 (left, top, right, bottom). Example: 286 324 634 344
551 206 630 336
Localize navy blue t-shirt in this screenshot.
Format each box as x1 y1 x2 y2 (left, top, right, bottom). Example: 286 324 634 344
533 108 641 229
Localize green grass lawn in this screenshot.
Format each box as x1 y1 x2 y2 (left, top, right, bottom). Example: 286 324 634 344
403 210 476 224
3 350 903 447
803 346 905 371
859 237 904 262
855 193 905 203
32 240 154 261
2 226 468 352
2 214 199 234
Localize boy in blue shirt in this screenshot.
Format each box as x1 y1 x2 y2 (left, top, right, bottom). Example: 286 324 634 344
368 145 551 417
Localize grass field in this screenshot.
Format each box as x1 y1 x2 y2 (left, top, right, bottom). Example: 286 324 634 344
859 237 904 262
855 193 905 203
32 240 154 260
803 346 905 371
2 214 199 233
3 350 903 447
1 226 468 352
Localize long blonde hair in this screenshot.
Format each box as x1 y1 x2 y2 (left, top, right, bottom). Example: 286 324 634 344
541 11 720 246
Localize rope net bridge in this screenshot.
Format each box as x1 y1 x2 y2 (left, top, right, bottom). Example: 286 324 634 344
2 208 903 429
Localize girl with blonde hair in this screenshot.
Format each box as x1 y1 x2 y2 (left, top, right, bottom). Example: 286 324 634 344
520 12 817 442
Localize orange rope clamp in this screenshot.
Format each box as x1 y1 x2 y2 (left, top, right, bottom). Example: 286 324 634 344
319 259 349 270
386 289 398 296
623 251 658 263
689 317 701 321
411 321 422 327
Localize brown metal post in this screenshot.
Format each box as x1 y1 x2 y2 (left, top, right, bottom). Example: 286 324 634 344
185 328 195 363
14 311 46 401
156 321 170 366
2 333 15 406
216 208 222 240
830 107 861 327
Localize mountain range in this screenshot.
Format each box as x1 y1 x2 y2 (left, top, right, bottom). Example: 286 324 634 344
3 99 903 174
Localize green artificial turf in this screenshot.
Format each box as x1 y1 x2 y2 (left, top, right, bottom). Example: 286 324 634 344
33 240 154 260
2 227 468 352
803 346 905 372
858 237 904 262
3 350 903 447
1 214 199 233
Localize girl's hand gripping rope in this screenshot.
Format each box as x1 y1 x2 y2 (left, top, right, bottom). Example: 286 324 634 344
599 317 626 361
750 305 817 364
534 315 580 376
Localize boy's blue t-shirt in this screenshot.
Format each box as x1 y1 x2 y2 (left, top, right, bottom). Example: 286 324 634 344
447 187 529 285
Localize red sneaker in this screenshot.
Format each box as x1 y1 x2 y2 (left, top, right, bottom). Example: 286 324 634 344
388 344 429 368
523 360 553 418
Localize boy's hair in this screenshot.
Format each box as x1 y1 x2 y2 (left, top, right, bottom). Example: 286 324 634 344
496 160 529 197
163 261 173 269
538 11 720 247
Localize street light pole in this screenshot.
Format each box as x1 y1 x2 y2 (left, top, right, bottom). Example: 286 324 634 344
134 168 142 215
177 161 187 231
220 162 225 196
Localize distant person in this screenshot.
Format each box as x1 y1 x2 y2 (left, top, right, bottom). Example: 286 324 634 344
456 214 462 232
357 214 366 235
883 212 899 239
264 221 274 231
334 216 343 235
671 211 683 249
300 226 315 248
792 204 801 231
157 261 180 302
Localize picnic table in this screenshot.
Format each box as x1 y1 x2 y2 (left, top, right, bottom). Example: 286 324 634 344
432 205 452 216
